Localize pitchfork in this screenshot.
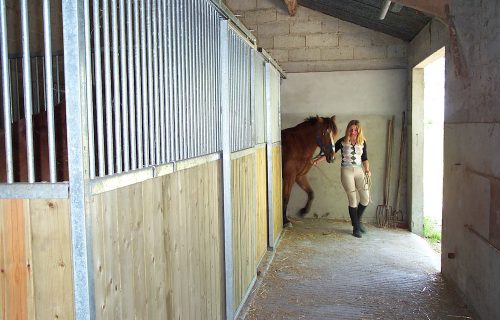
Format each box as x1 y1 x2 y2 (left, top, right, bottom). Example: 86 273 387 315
376 116 394 227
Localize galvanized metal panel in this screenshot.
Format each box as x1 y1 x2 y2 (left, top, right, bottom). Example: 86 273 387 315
254 53 266 145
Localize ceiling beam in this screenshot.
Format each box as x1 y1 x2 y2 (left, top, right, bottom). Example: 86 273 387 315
283 0 298 16
391 0 449 19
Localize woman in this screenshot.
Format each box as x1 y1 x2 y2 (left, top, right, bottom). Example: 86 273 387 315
313 120 371 238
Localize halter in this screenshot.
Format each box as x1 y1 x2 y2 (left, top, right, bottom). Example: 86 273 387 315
316 126 335 156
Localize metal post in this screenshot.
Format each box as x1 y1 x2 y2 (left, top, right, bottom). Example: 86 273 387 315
111 0 122 173
127 0 137 170
220 18 233 320
61 0 93 318
0 0 13 183
83 0 95 179
265 62 275 249
119 0 130 172
20 0 35 182
93 0 105 177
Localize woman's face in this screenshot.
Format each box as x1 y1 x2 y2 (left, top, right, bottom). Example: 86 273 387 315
348 125 359 137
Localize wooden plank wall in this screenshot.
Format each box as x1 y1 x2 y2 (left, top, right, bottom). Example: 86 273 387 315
90 160 223 320
231 153 257 312
255 147 268 263
0 198 73 320
272 146 283 244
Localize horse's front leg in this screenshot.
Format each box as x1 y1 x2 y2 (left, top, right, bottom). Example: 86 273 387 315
282 176 295 225
295 175 314 215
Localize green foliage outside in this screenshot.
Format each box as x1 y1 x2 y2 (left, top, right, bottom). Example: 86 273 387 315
423 216 441 243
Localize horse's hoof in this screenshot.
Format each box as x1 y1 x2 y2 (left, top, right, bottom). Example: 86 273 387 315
283 219 292 228
299 208 309 216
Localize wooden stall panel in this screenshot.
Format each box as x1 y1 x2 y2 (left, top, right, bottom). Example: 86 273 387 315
232 154 257 312
272 146 283 244
255 147 268 263
163 161 224 320
1 199 30 320
89 160 223 320
1 198 73 320
30 199 73 320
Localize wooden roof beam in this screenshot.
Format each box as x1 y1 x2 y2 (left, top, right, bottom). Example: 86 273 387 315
391 0 449 19
283 0 298 16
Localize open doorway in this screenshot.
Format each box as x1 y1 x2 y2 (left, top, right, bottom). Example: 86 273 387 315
423 56 445 252
411 48 445 253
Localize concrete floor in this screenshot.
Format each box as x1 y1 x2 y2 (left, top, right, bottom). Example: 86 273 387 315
238 219 474 320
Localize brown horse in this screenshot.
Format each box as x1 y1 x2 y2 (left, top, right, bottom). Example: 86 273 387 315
0 101 68 182
281 116 338 225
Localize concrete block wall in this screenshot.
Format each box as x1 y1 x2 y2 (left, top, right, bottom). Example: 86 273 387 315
409 2 500 320
225 0 408 72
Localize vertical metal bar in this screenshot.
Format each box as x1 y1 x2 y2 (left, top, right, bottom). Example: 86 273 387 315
187 0 194 158
0 0 13 183
250 49 255 147
178 1 185 160
265 62 275 248
134 0 144 168
214 12 220 152
220 18 234 320
127 0 137 170
152 0 160 164
141 0 149 167
167 0 176 161
111 0 122 173
156 0 166 163
200 2 205 155
103 0 115 175
174 0 181 161
184 1 190 159
93 0 105 177
83 0 95 180
202 3 208 155
191 0 196 157
20 0 35 182
119 0 130 172
62 0 92 318
192 0 198 158
161 0 169 162
147 0 155 165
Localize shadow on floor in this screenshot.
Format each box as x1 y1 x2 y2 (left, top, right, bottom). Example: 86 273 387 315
238 219 473 320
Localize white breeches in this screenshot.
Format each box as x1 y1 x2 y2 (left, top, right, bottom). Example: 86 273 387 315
340 166 370 207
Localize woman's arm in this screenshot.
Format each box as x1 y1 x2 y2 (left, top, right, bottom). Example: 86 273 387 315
362 160 371 176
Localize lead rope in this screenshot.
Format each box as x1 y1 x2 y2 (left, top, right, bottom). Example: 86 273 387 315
363 172 373 203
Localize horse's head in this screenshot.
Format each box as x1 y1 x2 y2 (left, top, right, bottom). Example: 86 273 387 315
316 115 338 163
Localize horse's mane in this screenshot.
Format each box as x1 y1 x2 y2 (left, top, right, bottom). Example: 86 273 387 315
304 116 318 124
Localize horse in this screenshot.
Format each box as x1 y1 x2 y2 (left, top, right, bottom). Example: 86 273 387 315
0 100 68 182
281 116 338 225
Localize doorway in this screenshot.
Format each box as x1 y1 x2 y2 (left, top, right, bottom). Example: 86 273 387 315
411 48 445 247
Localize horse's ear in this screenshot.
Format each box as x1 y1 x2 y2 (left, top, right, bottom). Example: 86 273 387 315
331 115 336 121
316 115 323 123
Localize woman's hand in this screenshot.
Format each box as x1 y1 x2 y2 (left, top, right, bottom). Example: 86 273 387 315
364 170 371 177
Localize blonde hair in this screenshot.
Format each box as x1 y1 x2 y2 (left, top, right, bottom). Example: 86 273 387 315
342 120 365 145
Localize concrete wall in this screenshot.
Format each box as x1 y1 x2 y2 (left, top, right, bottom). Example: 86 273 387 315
281 70 407 223
409 2 500 320
224 0 407 73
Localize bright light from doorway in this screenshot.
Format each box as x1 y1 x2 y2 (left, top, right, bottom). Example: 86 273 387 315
423 56 445 238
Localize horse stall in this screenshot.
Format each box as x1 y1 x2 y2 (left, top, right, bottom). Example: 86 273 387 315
0 1 284 319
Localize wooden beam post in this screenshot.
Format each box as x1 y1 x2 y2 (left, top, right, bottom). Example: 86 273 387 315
283 0 297 16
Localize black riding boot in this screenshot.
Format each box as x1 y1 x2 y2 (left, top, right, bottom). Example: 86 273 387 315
348 206 362 238
357 204 367 233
